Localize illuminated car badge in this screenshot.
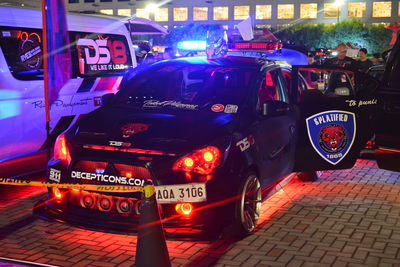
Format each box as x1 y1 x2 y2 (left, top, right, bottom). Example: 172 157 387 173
121 123 150 138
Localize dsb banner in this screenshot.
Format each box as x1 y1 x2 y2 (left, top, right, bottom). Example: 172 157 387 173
73 33 132 76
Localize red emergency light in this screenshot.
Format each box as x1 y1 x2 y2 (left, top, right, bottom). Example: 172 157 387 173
230 41 282 51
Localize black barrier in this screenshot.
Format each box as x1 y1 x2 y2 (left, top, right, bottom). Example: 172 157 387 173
135 182 171 267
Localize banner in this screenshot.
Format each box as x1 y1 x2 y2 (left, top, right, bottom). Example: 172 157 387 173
42 0 72 122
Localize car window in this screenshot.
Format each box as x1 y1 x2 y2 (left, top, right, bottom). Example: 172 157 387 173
276 70 288 103
283 70 307 94
299 68 355 97
116 64 256 110
257 69 286 111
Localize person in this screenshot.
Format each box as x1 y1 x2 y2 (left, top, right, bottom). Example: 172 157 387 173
323 44 359 96
357 48 373 72
162 47 175 60
307 52 315 65
324 44 359 69
371 53 382 65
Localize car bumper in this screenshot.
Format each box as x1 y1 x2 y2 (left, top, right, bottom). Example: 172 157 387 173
34 192 229 238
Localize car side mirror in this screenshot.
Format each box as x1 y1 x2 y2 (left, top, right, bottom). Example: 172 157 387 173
101 93 115 106
334 87 350 96
262 100 289 117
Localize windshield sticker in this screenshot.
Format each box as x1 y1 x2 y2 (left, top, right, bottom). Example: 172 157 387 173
345 99 378 107
306 110 356 165
143 100 198 110
76 36 130 76
224 104 238 113
19 32 42 70
211 104 225 112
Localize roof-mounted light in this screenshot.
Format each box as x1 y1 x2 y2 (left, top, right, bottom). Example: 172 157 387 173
229 41 282 52
177 40 207 51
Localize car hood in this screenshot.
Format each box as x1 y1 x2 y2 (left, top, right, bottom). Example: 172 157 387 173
71 106 237 153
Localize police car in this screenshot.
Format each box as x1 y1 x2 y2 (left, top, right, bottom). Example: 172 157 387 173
35 42 380 237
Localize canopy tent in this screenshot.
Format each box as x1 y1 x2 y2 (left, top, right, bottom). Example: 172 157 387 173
125 17 168 35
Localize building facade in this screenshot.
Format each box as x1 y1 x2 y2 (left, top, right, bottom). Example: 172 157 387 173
1 0 398 29
66 0 399 28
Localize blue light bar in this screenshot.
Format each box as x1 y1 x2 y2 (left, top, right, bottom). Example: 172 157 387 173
177 40 207 51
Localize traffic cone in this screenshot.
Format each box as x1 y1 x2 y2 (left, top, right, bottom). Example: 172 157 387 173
135 182 171 267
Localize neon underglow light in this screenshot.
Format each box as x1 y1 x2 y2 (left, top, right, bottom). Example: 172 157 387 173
177 40 207 51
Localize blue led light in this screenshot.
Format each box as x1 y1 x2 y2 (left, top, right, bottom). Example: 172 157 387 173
96 169 105 174
177 40 207 51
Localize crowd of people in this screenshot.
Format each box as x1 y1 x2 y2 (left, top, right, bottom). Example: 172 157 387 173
312 43 383 72
135 40 384 75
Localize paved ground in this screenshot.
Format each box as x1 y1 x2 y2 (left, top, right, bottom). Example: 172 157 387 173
0 159 399 267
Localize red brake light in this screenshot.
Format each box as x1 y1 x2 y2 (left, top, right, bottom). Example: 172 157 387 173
173 146 221 175
54 134 71 165
175 203 193 215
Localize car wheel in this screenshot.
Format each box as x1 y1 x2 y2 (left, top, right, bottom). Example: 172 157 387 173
297 171 322 182
222 172 262 239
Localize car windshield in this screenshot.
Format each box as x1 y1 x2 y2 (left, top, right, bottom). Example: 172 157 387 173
115 63 256 111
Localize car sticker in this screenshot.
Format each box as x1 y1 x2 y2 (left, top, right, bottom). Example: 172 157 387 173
224 104 238 113
345 99 378 107
306 110 356 165
211 104 225 112
71 171 145 186
236 135 255 152
49 168 61 183
143 100 198 110
121 123 150 138
109 141 132 147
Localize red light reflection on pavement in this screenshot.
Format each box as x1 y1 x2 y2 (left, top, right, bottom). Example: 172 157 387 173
0 160 399 266
0 186 46 210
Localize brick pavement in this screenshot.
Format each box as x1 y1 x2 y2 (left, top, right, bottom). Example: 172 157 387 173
0 159 399 267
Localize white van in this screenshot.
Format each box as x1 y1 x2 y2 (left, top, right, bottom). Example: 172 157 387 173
0 7 138 177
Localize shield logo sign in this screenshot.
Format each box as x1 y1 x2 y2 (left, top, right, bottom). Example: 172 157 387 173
306 110 356 165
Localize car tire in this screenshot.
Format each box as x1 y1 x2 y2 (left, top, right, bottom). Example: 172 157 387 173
297 171 322 182
222 172 262 239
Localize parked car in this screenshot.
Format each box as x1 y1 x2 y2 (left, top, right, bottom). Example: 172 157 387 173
35 50 380 237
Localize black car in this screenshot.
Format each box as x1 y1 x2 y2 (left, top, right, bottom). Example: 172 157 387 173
374 39 400 171
35 55 381 237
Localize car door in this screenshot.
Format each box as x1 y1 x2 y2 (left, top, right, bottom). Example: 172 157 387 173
374 38 400 171
290 65 379 171
252 67 296 183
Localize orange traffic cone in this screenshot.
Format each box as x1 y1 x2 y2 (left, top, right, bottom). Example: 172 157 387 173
135 182 171 267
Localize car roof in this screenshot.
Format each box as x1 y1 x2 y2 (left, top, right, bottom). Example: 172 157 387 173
164 56 274 69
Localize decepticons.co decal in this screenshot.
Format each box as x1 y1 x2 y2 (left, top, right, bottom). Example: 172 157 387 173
306 110 356 165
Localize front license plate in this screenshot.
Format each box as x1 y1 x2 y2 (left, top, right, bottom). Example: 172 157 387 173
155 183 207 204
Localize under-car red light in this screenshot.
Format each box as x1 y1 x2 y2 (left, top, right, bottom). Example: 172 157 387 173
173 146 221 175
54 134 71 165
53 188 62 199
